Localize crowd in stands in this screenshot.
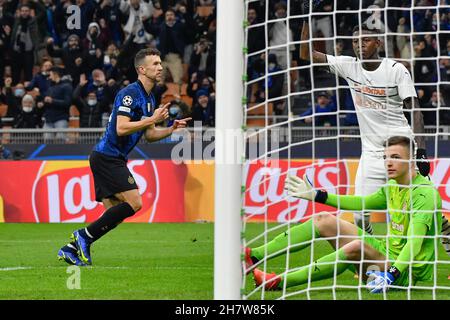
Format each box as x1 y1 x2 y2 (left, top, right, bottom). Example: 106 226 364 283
0 0 449 138
0 0 217 134
246 0 450 127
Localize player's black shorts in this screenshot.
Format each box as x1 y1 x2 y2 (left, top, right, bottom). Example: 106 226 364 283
89 151 138 202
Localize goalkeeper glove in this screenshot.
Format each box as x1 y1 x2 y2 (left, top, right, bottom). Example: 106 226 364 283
284 174 328 203
366 266 400 294
416 148 430 177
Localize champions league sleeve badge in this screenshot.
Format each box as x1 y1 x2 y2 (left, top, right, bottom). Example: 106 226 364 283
123 95 133 106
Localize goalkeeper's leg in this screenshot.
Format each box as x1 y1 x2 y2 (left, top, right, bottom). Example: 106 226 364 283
255 238 387 290
248 212 360 268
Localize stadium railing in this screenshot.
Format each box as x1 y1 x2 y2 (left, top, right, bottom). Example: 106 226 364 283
0 125 448 145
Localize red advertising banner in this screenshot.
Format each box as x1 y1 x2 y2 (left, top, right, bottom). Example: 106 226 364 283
244 159 349 223
244 158 450 223
0 160 187 223
0 158 449 223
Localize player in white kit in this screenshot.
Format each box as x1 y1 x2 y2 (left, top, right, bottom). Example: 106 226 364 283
299 6 450 252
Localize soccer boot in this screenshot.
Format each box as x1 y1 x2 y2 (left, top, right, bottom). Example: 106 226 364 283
71 229 93 265
244 247 259 275
57 245 86 266
253 268 281 291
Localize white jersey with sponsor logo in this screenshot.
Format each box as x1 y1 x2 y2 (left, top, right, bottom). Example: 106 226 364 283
326 54 417 152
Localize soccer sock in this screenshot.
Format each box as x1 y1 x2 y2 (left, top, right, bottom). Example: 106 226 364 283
354 212 373 235
279 248 351 288
86 202 136 241
251 219 320 261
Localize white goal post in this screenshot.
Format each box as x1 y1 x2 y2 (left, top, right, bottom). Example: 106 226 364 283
214 0 245 299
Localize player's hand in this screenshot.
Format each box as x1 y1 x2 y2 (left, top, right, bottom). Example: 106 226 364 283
172 117 192 130
284 173 316 201
416 148 430 177
151 102 170 123
366 269 397 294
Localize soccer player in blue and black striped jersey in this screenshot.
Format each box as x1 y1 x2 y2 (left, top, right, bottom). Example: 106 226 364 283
57 48 191 266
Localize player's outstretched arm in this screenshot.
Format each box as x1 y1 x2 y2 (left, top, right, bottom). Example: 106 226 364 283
299 21 327 63
144 117 192 142
116 103 169 136
284 174 387 210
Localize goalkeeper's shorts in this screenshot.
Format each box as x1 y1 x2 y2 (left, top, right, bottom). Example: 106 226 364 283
357 228 414 287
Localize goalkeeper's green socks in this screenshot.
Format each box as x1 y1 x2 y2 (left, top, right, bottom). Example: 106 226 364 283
279 248 351 288
251 219 320 261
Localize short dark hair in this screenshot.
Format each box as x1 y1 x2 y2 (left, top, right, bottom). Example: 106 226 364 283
134 48 161 70
274 2 287 12
383 136 414 154
49 66 64 77
352 22 382 36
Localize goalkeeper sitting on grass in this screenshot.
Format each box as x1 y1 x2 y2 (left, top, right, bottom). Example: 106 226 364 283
246 136 442 293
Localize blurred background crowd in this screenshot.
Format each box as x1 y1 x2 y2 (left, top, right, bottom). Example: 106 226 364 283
0 0 448 137
0 0 217 133
246 0 450 127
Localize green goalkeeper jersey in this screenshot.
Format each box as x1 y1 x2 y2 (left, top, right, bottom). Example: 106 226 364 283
326 173 442 281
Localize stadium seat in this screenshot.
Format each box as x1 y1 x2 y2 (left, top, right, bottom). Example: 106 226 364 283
181 95 193 107
69 105 80 127
196 6 214 17
182 63 189 83
246 102 273 127
0 103 8 117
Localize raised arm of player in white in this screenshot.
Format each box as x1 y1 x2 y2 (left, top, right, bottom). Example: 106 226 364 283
299 21 327 63
395 64 426 149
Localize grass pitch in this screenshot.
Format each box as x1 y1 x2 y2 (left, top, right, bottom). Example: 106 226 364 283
0 223 449 300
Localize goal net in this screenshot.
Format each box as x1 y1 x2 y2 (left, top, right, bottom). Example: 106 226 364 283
240 0 450 300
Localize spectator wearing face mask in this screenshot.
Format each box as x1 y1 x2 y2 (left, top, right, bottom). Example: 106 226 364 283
47 34 85 85
165 93 191 127
85 69 117 114
78 71 117 118
3 77 25 123
73 77 103 128
13 94 43 128
25 60 53 96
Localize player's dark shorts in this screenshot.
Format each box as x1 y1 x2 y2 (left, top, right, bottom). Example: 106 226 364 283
89 151 138 202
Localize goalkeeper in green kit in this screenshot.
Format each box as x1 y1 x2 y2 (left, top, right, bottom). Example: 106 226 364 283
246 136 442 293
